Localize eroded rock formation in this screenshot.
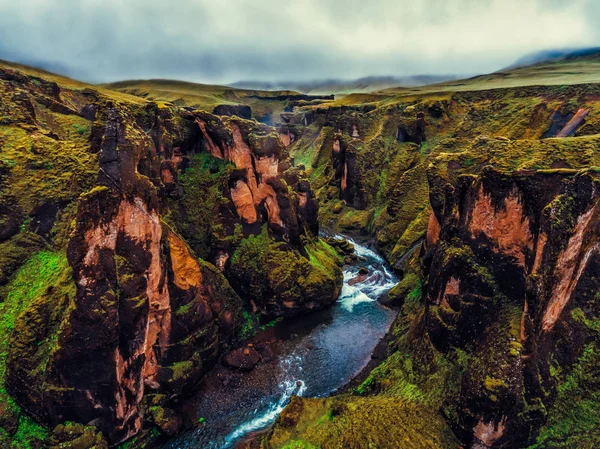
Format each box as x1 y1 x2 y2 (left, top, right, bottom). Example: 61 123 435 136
0 65 341 446
194 112 319 247
424 168 600 447
6 104 244 444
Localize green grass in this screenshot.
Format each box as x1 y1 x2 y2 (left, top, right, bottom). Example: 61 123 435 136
102 78 303 120
281 441 321 449
0 252 69 446
1 252 68 374
11 415 48 449
240 310 260 340
528 306 600 449
71 123 88 135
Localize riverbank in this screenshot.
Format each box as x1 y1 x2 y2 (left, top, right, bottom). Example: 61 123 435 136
159 237 399 449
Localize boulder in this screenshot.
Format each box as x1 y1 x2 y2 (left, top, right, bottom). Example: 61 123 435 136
48 422 108 449
222 347 262 370
348 269 369 286
150 407 182 437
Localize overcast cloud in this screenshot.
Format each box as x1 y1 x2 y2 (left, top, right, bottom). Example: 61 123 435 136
0 0 598 84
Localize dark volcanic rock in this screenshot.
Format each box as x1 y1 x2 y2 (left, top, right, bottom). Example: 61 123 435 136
222 347 262 371
424 168 600 448
397 111 426 145
213 104 252 120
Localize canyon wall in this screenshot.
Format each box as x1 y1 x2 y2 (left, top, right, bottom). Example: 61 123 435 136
0 65 342 446
425 168 599 447
263 84 600 449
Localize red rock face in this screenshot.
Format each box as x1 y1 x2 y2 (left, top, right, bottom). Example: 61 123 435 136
468 185 533 267
194 114 319 246
4 97 325 445
541 204 599 332
425 168 600 447
230 179 259 224
196 118 226 159
555 107 590 137
4 105 244 444
332 137 341 153
425 210 441 247
329 131 363 208
2 71 332 446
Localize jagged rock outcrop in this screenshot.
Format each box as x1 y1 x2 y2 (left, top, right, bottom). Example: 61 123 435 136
397 111 427 144
194 112 319 246
213 104 252 120
6 104 243 444
331 132 363 207
0 61 343 446
424 167 600 447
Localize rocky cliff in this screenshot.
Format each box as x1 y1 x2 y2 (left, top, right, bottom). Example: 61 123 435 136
261 166 599 449
279 84 600 271
260 83 600 449
425 167 600 447
0 62 342 447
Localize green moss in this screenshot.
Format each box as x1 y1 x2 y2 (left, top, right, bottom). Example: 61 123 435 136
281 440 321 449
0 232 45 300
270 395 459 449
0 251 74 446
228 229 342 315
528 342 600 448
1 252 69 377
484 377 506 393
0 123 97 215
172 361 194 379
169 152 235 260
71 123 88 135
11 415 48 449
405 279 423 308
48 421 108 449
240 310 260 340
387 274 421 307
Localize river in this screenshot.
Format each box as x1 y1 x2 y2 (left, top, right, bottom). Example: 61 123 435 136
162 237 398 449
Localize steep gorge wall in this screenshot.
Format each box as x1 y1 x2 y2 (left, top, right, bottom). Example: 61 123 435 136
261 167 600 449
424 168 600 447
262 86 600 449
0 65 342 446
282 84 600 270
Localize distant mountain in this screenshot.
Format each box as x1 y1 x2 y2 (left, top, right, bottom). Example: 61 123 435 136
230 74 462 95
508 47 600 69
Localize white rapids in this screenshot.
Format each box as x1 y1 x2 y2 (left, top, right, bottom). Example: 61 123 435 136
165 235 398 449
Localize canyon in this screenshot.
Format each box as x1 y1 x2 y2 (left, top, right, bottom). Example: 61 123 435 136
0 50 599 449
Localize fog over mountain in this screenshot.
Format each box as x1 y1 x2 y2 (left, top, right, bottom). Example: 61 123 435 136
0 0 599 84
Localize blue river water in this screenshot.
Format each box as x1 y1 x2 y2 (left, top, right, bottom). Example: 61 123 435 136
163 237 398 449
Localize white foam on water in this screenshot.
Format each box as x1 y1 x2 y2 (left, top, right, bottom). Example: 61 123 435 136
222 355 307 448
336 236 398 312
342 236 385 263
217 236 398 447
339 268 375 312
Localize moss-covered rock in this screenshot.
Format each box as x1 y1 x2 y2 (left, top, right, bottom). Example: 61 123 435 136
48 422 108 449
383 272 420 307
148 407 181 437
268 395 460 449
0 59 341 447
228 229 343 316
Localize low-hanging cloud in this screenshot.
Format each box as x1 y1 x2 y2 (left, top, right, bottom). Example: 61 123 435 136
0 0 598 84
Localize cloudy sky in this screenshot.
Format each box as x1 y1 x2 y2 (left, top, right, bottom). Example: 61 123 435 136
0 0 598 84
